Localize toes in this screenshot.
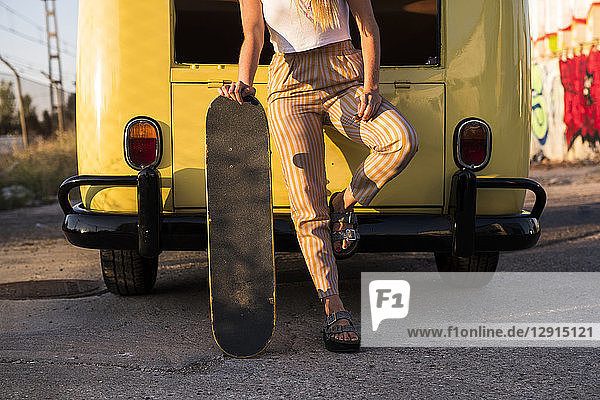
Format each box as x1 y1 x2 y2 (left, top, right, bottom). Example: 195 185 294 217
330 328 358 342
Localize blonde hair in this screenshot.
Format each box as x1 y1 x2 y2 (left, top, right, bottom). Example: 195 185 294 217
293 0 341 31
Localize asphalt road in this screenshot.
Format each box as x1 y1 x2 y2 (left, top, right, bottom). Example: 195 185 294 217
0 164 599 399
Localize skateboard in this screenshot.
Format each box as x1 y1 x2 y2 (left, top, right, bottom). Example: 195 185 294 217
205 95 276 358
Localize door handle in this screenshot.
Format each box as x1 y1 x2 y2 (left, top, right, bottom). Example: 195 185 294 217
394 81 411 90
208 79 232 88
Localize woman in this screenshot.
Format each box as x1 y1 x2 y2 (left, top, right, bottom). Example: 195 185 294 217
218 0 419 352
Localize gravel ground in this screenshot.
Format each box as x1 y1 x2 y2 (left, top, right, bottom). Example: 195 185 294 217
0 164 598 399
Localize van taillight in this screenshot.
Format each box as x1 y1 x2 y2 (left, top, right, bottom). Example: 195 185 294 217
453 118 491 171
124 117 162 170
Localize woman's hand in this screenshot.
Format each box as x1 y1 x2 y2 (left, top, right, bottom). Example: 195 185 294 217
218 81 256 105
219 0 264 105
347 0 381 121
356 88 382 122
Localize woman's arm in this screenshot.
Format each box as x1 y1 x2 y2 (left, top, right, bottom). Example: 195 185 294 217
346 0 381 121
218 0 264 104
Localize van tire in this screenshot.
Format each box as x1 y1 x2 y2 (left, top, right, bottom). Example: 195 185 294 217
434 251 499 287
100 250 158 295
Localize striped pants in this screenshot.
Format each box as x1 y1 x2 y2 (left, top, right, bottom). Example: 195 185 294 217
266 39 419 298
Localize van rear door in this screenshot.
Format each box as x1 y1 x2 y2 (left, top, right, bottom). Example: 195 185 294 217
171 0 444 212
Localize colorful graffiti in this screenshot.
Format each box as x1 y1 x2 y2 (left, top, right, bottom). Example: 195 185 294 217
532 64 549 145
531 57 600 161
531 60 568 161
559 50 600 149
529 0 600 161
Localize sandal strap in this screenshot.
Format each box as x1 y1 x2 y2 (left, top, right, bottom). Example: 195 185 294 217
324 324 358 334
332 229 360 242
325 310 354 327
330 211 357 224
329 191 361 258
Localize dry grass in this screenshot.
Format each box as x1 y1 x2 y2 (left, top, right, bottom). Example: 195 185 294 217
0 131 77 210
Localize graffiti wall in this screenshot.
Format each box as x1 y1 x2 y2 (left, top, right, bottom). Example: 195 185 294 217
531 60 566 161
529 1 600 161
531 56 600 161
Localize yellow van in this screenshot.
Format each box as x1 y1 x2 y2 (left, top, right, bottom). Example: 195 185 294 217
58 0 546 294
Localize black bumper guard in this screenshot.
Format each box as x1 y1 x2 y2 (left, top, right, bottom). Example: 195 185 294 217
58 168 546 257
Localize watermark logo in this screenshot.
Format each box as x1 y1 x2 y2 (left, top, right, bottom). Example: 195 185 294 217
369 280 410 331
362 273 600 347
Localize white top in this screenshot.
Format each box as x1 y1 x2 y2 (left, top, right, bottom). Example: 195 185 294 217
261 0 351 53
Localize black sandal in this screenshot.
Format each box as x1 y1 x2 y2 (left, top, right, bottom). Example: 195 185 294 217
322 310 361 352
329 191 360 260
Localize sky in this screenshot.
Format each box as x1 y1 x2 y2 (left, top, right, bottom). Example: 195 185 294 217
0 0 78 115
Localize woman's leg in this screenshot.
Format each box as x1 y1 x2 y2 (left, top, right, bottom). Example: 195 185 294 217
267 97 358 342
266 43 359 343
324 84 419 208
267 96 340 299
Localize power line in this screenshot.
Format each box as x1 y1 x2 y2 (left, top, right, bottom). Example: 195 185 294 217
0 0 43 32
2 54 43 72
3 52 76 79
0 23 44 45
15 66 75 88
0 53 43 69
0 71 52 89
0 71 74 94
0 0 76 53
0 23 75 58
1 53 75 79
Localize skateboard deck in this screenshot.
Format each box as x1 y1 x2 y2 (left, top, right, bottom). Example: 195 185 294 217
205 95 276 358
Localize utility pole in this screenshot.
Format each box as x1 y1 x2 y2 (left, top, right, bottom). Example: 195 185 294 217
41 71 64 134
42 0 64 133
0 55 28 149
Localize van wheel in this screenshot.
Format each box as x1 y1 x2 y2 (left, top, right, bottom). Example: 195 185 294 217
434 251 499 287
100 250 158 295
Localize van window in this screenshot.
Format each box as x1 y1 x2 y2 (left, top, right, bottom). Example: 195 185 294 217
174 0 440 66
